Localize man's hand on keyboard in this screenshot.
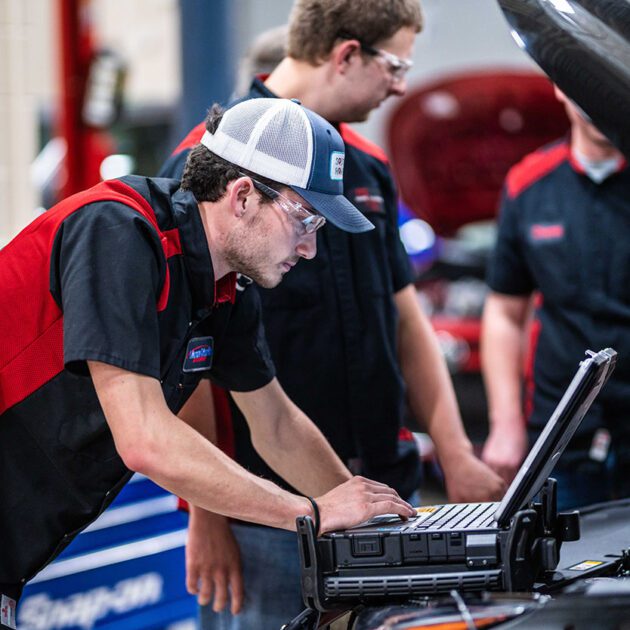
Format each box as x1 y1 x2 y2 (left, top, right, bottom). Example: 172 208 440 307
316 476 415 534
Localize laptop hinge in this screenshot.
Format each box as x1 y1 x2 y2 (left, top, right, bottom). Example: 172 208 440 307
502 478 581 591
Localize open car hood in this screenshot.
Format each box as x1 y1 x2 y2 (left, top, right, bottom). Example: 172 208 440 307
498 0 630 157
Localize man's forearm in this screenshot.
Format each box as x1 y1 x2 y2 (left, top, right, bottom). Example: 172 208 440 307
91 363 414 534
148 416 313 528
396 287 507 501
90 361 312 530
147 416 315 528
178 380 345 521
402 336 474 463
265 410 352 495
480 294 529 430
396 286 473 461
232 381 351 496
479 293 531 481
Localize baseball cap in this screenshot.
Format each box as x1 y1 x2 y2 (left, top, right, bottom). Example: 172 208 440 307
200 98 374 233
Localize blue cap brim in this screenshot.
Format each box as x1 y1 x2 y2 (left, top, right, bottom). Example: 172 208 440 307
290 185 374 234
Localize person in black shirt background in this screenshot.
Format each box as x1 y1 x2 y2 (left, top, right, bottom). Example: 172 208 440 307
483 86 630 510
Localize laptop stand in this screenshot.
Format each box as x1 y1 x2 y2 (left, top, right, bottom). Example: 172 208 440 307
293 478 580 616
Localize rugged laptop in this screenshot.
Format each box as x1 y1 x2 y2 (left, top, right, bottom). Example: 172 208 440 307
297 348 617 610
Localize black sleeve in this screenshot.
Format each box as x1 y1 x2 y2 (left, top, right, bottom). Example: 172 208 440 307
50 202 167 377
486 188 536 295
383 167 414 292
209 281 276 392
157 148 191 180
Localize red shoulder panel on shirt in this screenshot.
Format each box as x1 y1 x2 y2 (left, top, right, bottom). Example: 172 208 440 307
506 141 569 199
172 121 206 155
340 123 389 164
0 179 181 415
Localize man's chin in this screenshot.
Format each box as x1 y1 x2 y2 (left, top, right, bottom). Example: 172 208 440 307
348 110 371 124
259 278 282 289
249 271 283 289
339 105 374 124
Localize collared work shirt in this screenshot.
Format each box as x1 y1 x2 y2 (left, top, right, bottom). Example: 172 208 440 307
0 176 274 584
487 139 630 435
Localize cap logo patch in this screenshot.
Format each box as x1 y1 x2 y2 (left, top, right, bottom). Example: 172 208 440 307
330 151 344 181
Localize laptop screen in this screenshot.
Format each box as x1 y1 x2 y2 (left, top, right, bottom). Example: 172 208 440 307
494 348 616 527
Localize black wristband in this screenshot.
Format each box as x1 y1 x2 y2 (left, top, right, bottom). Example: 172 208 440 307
306 496 321 536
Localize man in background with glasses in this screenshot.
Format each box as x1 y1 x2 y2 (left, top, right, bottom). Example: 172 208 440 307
160 1 505 627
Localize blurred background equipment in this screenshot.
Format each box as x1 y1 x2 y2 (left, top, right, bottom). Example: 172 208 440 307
57 0 123 199
18 475 195 630
1 0 537 246
176 0 235 137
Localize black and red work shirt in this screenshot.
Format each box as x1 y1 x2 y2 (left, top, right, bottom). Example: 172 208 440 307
0 176 274 586
487 139 630 436
160 77 421 499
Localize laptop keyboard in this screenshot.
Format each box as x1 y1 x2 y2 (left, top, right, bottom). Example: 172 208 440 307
405 502 497 531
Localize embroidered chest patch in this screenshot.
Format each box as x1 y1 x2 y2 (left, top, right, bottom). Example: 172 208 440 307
529 223 565 242
183 336 214 373
351 187 385 213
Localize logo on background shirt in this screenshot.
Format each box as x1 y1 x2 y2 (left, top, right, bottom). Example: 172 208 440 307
529 223 565 242
183 336 214 372
236 273 253 292
351 187 385 213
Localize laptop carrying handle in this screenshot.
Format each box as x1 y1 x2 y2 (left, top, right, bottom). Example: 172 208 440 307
297 515 327 612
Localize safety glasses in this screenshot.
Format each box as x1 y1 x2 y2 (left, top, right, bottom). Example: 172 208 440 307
339 31 413 81
245 176 327 235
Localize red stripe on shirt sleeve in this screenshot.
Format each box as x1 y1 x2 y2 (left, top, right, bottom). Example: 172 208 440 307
506 142 569 199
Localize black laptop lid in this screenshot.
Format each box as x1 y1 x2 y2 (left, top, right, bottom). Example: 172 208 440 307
494 348 617 527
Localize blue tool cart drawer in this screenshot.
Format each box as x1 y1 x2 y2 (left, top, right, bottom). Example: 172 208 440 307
18 475 195 630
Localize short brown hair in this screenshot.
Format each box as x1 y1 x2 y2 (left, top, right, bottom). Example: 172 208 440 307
287 0 423 64
181 104 282 203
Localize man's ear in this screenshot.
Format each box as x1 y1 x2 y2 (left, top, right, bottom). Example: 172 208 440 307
228 177 255 218
332 39 361 75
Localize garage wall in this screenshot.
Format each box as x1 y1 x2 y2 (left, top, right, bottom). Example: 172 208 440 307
0 0 537 244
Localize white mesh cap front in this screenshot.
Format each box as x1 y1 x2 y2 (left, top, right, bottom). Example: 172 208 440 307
200 99 313 188
198 97 375 234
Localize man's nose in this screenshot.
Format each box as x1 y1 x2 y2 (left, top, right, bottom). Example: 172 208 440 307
389 75 408 97
296 231 317 259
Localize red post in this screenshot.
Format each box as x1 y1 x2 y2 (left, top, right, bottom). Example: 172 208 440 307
57 0 93 198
